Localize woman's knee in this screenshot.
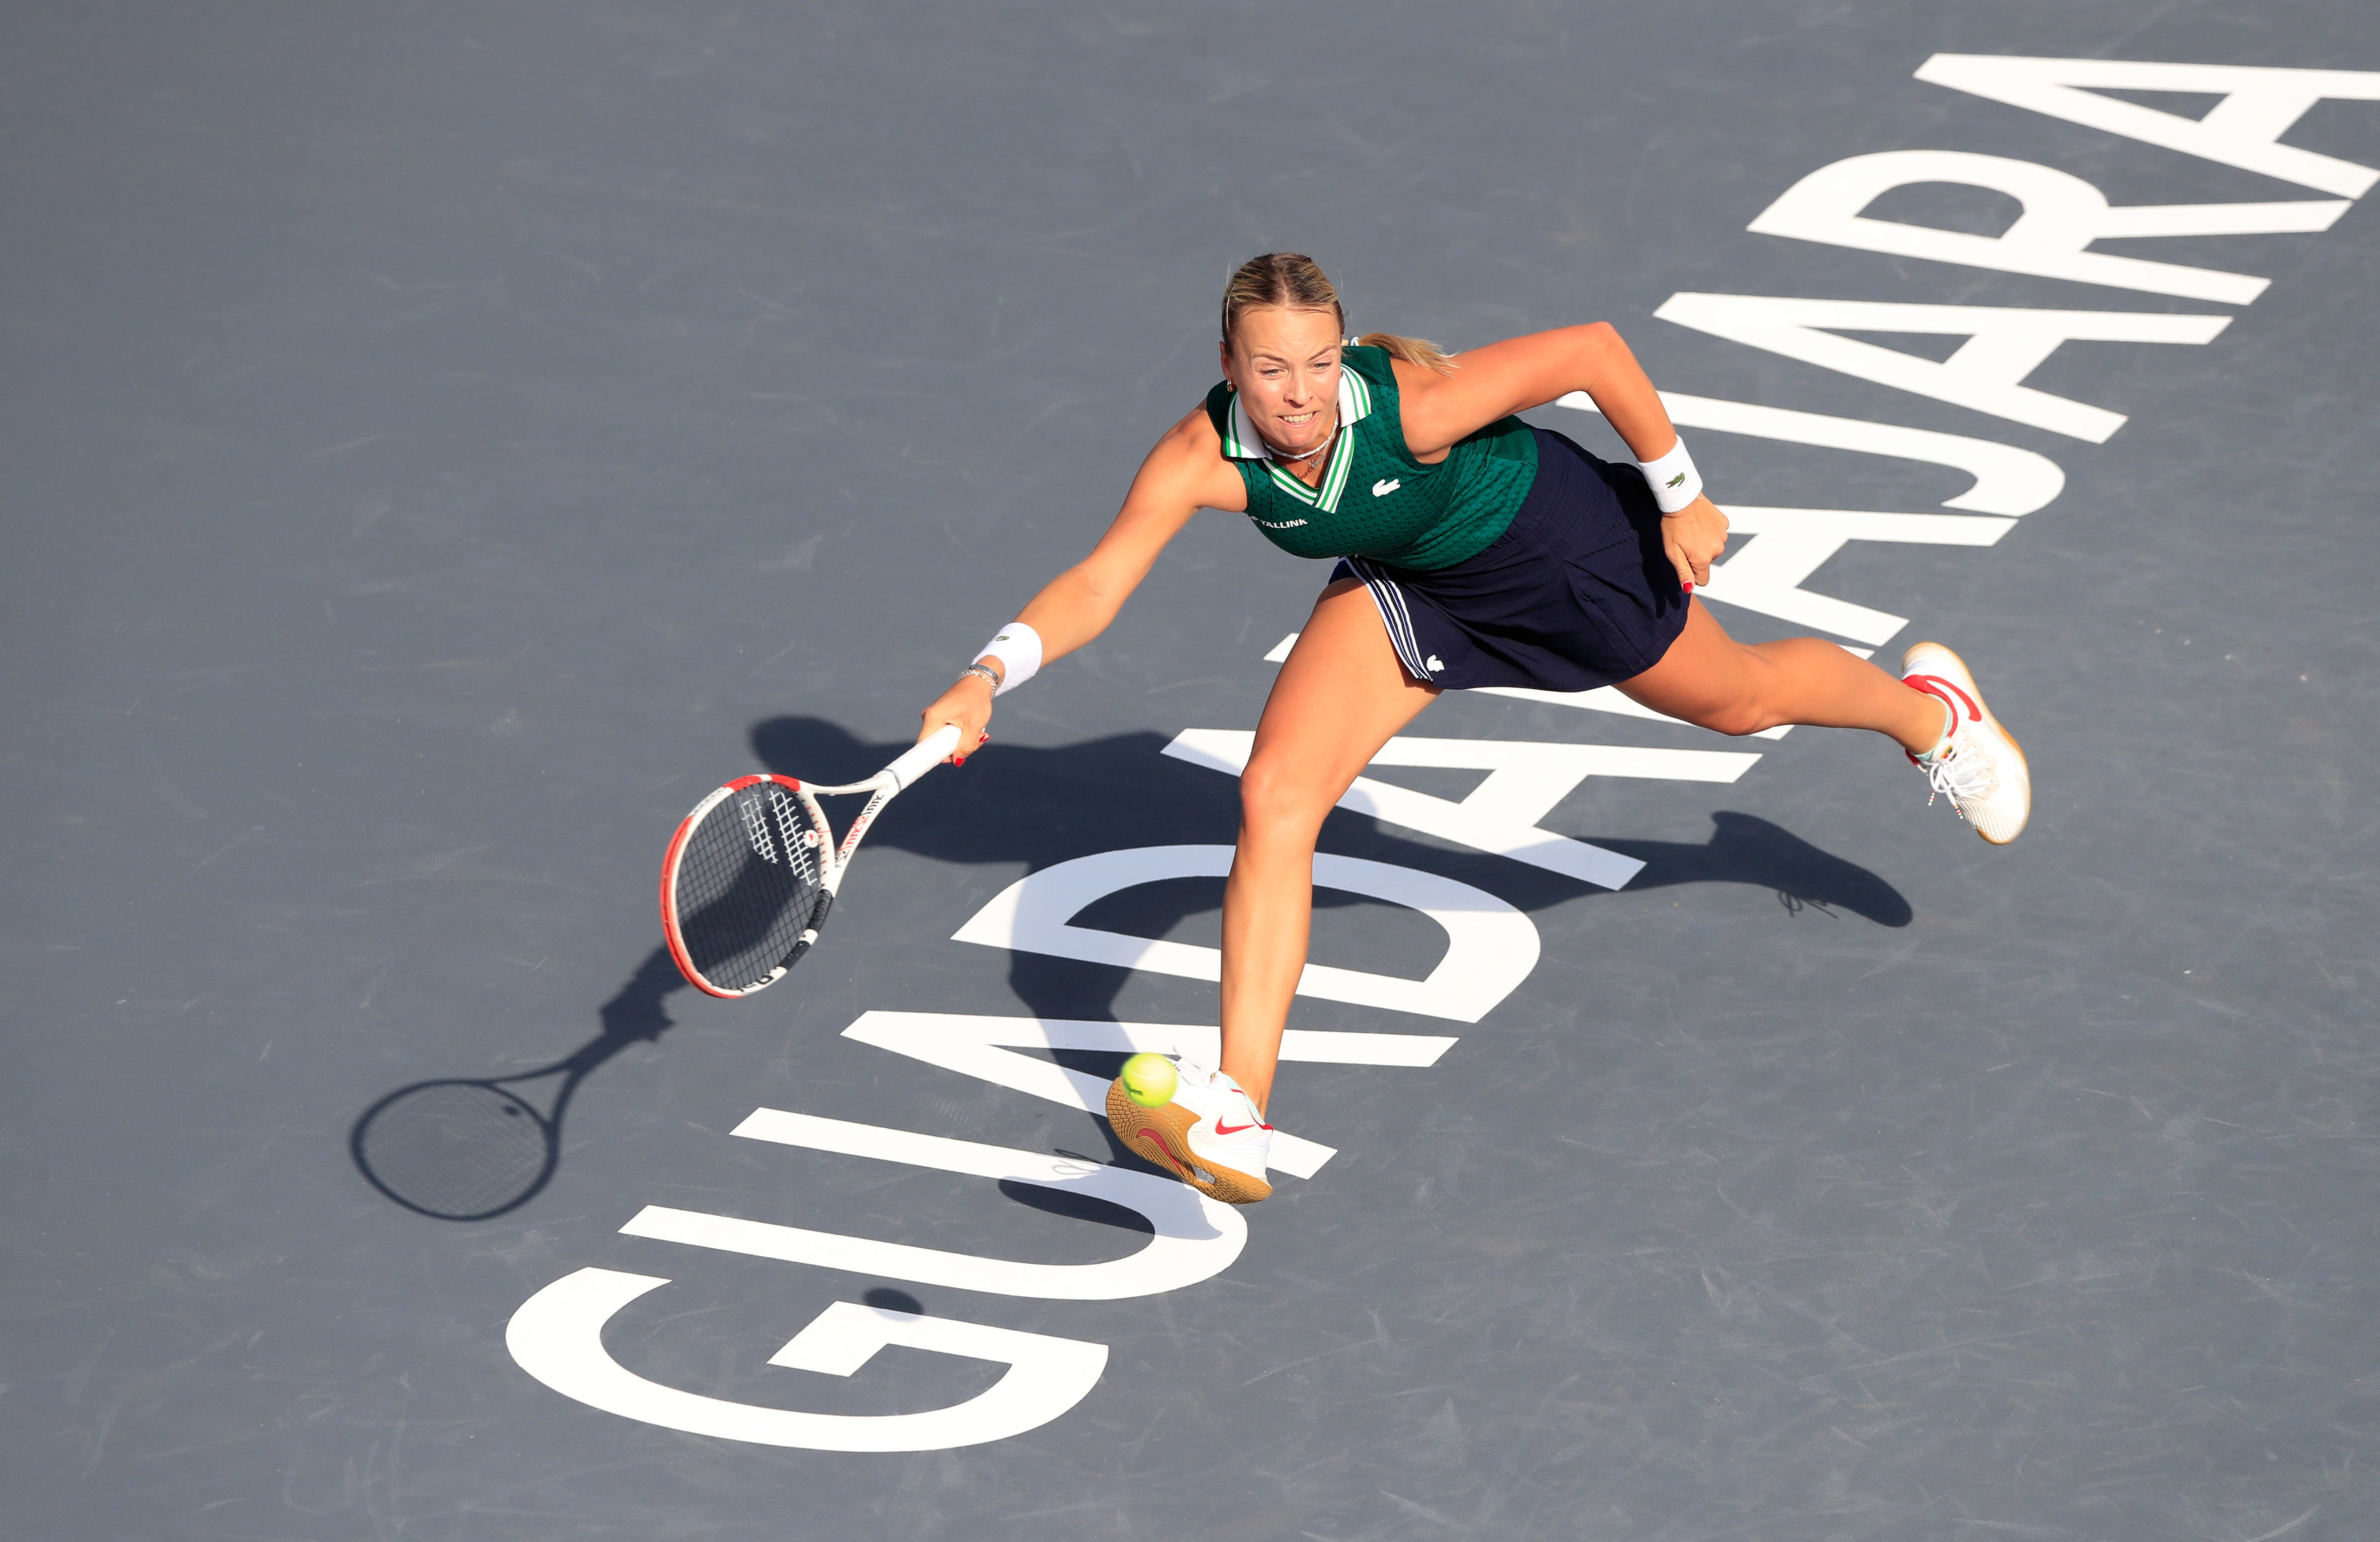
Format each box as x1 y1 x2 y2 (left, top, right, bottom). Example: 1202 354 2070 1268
1238 754 1335 844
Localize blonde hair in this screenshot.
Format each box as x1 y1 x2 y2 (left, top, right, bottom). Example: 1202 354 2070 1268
1220 252 1455 374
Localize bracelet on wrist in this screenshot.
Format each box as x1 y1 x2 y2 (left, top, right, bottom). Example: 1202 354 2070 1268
971 621 1043 696
959 661 1003 690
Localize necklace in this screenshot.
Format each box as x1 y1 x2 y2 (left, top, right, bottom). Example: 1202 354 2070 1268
1261 416 1339 467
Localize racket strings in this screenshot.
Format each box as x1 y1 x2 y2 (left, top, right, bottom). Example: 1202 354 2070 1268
769 787 819 879
741 795 778 862
672 784 829 992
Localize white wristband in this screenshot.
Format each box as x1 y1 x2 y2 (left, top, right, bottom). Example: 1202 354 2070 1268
974 621 1043 696
1637 436 1703 515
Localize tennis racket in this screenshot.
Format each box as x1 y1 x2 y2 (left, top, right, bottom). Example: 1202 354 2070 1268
660 723 962 998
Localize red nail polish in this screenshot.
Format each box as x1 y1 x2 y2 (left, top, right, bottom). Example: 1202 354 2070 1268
953 755 966 767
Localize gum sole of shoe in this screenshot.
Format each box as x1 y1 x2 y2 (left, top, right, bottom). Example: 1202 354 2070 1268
1908 640 2030 845
1104 1079 1273 1205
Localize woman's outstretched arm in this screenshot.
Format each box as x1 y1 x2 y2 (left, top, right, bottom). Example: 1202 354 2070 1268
914 407 1245 756
1392 322 1667 456
1396 323 1729 589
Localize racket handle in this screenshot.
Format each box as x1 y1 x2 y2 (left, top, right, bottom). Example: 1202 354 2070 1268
882 724 963 790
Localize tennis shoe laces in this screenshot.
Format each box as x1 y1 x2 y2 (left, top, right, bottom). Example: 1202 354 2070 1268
1104 1057 1273 1205
1901 641 2030 845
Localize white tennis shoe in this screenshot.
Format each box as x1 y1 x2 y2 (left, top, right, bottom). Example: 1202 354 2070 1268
1901 641 2030 844
1104 1057 1273 1205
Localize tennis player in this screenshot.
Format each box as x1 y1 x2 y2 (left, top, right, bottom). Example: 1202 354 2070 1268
917 252 2027 1204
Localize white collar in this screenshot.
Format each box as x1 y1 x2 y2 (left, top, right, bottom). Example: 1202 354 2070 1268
1221 364 1375 461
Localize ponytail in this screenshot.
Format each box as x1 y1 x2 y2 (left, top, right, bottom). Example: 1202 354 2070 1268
1357 330 1456 374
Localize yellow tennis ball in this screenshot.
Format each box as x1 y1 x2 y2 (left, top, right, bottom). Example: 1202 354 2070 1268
1119 1053 1178 1109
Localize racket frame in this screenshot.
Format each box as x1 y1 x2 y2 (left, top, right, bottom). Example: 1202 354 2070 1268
659 725 959 998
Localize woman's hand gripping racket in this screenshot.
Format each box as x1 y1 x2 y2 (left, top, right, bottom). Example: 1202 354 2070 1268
660 724 963 997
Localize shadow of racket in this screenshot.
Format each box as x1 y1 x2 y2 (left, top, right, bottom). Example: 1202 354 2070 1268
350 950 687 1221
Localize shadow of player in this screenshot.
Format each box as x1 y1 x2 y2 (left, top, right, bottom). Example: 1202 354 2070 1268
352 711 1911 1221
746 714 1912 1188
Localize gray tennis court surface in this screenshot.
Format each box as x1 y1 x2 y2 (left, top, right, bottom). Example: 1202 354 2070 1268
7 2 2380 1538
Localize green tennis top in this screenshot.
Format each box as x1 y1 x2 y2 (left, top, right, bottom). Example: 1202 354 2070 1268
1203 344 1537 572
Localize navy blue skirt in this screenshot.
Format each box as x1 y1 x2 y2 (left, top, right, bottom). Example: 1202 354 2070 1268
1331 426 1689 693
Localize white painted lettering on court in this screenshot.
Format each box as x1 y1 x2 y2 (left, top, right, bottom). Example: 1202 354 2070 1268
1916 54 2380 198
1164 731 1755 889
509 1271 1106 1451
510 49 2380 1454
836 1011 1457 1180
952 844 1539 1023
1696 506 2015 646
619 1111 1247 1300
1558 389 2065 515
1653 293 2228 443
1750 148 2347 304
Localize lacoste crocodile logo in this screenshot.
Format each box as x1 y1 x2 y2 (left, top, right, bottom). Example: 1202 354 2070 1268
1372 478 1401 497
1664 471 1687 489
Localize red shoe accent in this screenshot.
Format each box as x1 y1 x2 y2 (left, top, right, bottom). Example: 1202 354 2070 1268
1904 673 1980 721
1134 1129 1189 1176
1212 1119 1261 1136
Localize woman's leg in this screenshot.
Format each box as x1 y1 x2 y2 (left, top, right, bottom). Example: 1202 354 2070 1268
1618 600 1946 750
1220 579 1439 1111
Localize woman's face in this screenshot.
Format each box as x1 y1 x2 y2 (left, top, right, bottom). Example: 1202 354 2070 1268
1221 305 1342 454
